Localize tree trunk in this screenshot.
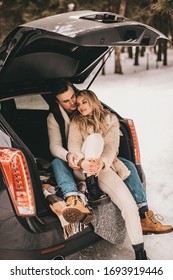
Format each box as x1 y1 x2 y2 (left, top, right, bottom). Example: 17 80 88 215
128 47 133 59
163 40 167 66
114 47 123 74
119 0 127 16
134 47 139 66
157 41 162 61
140 46 146 57
114 0 127 74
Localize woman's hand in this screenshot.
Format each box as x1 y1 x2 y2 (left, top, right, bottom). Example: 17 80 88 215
81 158 104 176
94 158 105 176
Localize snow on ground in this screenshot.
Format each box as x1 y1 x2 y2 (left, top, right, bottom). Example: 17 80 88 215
67 48 173 260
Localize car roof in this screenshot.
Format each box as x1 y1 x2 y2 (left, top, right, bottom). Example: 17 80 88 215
0 10 167 99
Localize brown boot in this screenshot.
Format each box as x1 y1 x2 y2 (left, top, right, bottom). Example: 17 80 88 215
62 195 94 225
141 210 173 235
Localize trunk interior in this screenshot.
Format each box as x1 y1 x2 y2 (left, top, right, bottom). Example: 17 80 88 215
0 93 136 223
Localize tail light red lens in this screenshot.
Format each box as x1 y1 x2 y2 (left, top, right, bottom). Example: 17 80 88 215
126 119 141 164
0 148 36 216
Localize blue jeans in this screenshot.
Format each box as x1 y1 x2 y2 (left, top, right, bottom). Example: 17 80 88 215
119 157 147 208
52 157 147 207
52 158 79 199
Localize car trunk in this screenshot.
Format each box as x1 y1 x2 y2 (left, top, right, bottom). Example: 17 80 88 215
0 10 167 233
0 92 138 213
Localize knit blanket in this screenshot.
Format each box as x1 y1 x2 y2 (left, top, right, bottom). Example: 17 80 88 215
42 184 126 244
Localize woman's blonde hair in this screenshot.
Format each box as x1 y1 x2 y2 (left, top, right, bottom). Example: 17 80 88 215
72 89 111 135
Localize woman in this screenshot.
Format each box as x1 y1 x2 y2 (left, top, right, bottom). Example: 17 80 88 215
68 89 148 260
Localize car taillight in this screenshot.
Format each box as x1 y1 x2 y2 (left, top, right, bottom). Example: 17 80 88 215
126 119 141 164
0 148 36 216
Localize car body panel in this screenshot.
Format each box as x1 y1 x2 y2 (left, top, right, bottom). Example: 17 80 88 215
21 10 167 45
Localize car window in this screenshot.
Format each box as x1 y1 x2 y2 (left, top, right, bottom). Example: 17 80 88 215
14 95 49 110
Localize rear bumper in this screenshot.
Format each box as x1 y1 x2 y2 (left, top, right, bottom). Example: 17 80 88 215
0 229 100 260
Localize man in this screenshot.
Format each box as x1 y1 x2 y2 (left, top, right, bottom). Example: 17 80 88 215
47 79 173 234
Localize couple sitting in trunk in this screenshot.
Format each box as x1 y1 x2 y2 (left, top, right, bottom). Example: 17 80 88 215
47 79 173 260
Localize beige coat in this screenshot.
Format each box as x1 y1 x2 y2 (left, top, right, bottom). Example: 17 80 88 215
68 113 130 180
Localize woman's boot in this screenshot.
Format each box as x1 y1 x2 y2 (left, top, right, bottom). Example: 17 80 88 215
133 243 148 260
62 195 94 225
85 175 110 206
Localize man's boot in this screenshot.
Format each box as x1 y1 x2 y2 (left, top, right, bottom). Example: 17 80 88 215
62 195 94 225
85 175 110 206
133 243 148 260
141 210 173 234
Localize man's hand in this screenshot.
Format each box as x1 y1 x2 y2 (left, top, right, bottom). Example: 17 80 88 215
67 153 80 170
81 158 104 176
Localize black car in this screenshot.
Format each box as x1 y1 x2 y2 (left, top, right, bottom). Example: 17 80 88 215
0 10 167 260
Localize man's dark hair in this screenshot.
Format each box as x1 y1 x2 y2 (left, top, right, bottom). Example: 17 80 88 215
51 79 77 98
